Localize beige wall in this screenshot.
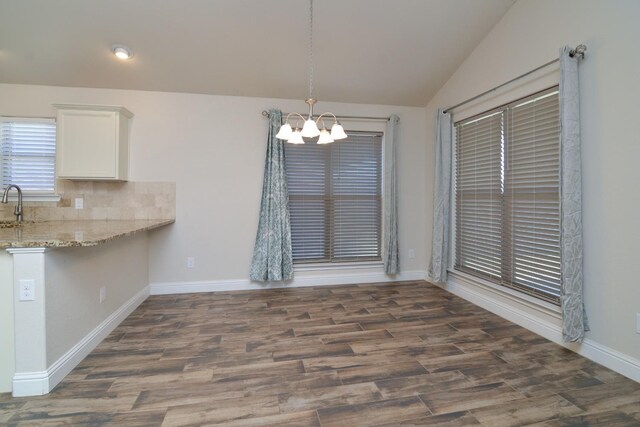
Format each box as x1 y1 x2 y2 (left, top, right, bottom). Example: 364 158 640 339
44 233 149 365
425 0 640 360
0 85 428 285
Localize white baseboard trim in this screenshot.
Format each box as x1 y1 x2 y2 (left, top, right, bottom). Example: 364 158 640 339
12 286 150 397
579 339 640 384
439 275 640 383
150 270 426 295
11 371 49 397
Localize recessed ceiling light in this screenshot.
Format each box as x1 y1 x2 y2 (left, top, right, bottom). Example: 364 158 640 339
111 44 132 60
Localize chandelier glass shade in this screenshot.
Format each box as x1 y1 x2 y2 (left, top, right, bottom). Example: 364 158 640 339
276 0 347 144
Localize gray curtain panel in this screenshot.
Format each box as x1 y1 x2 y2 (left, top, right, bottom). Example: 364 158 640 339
428 109 453 283
383 115 400 274
249 109 294 282
559 46 589 342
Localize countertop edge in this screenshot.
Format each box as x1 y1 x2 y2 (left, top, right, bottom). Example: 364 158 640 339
0 219 175 249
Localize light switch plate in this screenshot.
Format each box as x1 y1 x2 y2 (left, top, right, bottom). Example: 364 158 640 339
408 249 416 259
75 198 84 209
636 313 640 334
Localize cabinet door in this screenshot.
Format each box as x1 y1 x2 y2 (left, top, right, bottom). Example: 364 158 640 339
57 110 118 179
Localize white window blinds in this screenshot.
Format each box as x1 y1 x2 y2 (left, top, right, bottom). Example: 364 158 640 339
0 118 56 193
456 110 504 280
455 88 561 303
286 131 383 263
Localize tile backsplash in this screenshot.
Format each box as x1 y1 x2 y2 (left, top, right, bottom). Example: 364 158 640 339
0 181 175 222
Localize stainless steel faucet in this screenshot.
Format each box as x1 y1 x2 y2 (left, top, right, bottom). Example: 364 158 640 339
1 184 23 223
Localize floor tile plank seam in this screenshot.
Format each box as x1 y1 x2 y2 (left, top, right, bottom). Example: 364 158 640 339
416 394 435 416
468 392 585 424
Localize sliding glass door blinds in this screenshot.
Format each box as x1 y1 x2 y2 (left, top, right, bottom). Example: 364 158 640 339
286 131 383 263
455 88 561 303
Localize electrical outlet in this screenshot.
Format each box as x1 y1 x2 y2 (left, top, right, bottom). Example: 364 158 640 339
636 313 640 334
19 279 35 301
187 257 195 268
408 249 416 259
99 286 106 303
75 197 84 209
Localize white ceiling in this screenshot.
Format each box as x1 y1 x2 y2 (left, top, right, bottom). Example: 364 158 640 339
0 0 515 107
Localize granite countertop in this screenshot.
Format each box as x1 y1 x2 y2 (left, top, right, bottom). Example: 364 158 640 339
0 219 174 249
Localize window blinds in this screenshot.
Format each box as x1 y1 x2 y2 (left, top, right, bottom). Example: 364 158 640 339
0 118 56 193
455 88 561 303
286 131 382 263
455 110 504 280
507 91 561 300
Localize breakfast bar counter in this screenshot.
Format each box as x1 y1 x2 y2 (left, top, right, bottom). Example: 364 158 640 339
1 218 174 396
0 219 174 248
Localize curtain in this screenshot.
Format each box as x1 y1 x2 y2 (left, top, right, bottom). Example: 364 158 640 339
383 115 400 274
428 109 453 283
559 46 588 342
249 109 293 282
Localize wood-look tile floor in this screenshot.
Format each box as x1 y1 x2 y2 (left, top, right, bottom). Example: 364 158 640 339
2 281 640 426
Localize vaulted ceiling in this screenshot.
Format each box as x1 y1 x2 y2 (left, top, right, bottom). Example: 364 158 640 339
0 0 515 106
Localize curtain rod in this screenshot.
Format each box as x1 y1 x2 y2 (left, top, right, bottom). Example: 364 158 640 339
443 44 587 114
261 110 391 122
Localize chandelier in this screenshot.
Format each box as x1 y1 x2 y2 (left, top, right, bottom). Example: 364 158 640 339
275 0 347 145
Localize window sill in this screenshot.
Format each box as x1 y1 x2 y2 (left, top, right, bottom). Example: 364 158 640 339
3 194 61 203
295 261 384 272
447 269 562 319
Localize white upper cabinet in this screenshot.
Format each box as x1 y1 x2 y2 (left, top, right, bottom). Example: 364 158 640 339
54 104 133 181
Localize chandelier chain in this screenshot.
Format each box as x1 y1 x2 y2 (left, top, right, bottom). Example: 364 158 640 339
273 0 347 144
308 0 314 99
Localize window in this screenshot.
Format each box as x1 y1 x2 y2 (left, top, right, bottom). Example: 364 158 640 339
286 131 383 263
0 117 56 194
454 87 561 303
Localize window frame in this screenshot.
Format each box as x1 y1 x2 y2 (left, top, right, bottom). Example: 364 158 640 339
0 116 60 201
451 86 562 305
